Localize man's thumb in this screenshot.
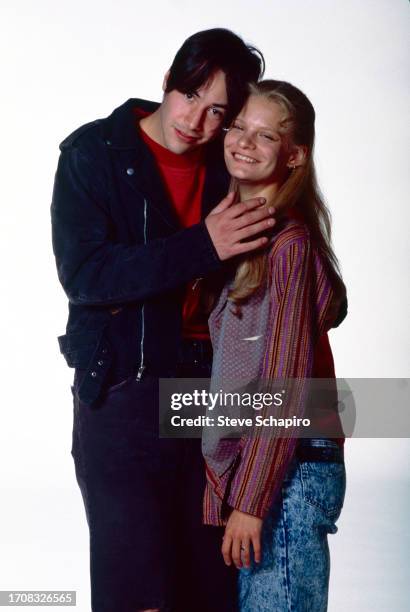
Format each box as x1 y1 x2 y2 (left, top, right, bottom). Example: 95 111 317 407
209 191 236 216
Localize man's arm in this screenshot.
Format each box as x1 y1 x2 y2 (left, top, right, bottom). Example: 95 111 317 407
51 145 275 306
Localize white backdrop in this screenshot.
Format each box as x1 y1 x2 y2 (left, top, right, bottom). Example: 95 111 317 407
1 0 409 610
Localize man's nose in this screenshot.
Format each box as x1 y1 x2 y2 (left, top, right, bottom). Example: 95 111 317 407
187 107 204 131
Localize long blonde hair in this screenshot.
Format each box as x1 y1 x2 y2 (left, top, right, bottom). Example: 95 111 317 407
228 80 342 303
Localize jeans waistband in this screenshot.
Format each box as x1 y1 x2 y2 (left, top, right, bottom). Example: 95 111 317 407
296 440 344 463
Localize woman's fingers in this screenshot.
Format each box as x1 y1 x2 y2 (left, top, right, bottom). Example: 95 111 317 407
251 533 262 564
222 510 263 568
231 537 243 569
221 533 233 566
240 537 251 568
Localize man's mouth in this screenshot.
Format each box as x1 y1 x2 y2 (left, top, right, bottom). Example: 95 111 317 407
174 127 200 143
232 152 258 164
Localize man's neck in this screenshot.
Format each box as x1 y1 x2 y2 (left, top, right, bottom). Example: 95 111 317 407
140 109 165 147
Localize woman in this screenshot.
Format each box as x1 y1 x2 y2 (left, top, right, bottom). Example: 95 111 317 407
202 80 347 612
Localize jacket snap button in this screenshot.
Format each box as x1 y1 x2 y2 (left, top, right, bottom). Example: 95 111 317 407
105 139 112 145
126 167 134 176
101 348 108 354
91 371 97 378
97 360 104 366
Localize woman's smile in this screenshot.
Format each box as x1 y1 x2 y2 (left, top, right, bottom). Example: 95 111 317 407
224 95 289 187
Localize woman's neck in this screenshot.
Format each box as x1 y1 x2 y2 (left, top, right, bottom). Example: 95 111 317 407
237 182 279 206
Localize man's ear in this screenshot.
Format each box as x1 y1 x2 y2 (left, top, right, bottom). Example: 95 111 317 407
162 70 171 93
287 145 308 169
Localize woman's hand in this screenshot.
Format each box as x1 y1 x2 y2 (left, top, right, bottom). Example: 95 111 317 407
222 509 263 568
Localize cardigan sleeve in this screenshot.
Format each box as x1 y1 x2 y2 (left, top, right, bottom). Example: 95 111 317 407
226 232 336 518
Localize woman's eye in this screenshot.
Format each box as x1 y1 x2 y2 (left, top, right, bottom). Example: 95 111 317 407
210 107 222 117
185 92 194 100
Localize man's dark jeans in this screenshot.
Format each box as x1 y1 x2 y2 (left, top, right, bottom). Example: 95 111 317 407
71 361 237 612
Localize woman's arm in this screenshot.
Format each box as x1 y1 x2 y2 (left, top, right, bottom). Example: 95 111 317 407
222 229 337 566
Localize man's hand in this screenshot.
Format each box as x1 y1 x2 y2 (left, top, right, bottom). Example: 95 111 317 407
205 192 275 261
221 509 263 569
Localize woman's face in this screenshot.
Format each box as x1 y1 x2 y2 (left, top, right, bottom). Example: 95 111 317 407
224 95 291 187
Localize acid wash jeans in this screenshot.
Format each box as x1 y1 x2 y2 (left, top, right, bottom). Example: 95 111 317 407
239 439 346 612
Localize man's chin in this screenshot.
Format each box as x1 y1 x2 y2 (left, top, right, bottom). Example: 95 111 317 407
166 140 200 155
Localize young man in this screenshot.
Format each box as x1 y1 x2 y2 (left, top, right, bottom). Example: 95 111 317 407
51 29 272 612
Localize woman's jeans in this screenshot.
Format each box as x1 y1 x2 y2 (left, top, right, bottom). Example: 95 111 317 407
239 439 346 612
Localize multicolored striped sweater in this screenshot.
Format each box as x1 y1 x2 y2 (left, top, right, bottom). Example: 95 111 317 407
202 218 346 525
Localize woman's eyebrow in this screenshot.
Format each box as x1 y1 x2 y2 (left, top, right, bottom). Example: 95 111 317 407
238 122 279 134
257 124 278 133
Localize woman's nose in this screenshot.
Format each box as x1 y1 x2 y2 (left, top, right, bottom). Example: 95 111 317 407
238 133 255 148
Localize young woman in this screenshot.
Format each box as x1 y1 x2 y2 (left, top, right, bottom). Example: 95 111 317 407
202 80 347 612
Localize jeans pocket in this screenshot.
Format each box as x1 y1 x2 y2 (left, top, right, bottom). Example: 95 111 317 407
300 461 346 518
103 375 134 395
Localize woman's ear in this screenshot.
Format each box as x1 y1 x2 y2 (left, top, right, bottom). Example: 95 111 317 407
162 69 171 92
287 145 308 169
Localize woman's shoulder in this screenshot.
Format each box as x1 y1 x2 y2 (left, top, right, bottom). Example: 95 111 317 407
268 217 311 259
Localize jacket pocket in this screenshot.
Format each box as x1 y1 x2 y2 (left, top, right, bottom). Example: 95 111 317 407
58 329 103 368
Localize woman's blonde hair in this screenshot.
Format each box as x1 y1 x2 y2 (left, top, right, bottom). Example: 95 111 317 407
228 79 342 303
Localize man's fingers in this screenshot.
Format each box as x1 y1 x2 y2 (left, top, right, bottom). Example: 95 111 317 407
209 191 236 216
227 197 267 220
221 534 233 566
235 218 275 241
232 206 275 231
205 195 275 261
230 236 269 256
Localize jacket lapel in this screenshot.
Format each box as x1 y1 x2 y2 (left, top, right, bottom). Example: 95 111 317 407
103 98 229 229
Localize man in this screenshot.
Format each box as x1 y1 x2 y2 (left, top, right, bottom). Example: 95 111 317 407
51 28 272 612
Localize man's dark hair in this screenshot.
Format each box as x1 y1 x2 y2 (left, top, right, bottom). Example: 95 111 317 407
165 28 265 124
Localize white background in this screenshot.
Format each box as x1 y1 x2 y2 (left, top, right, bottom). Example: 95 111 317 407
0 0 409 610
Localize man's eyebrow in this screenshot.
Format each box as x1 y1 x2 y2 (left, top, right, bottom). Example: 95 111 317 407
193 90 228 109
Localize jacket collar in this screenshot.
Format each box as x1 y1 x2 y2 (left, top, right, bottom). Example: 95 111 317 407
102 98 159 150
102 98 230 224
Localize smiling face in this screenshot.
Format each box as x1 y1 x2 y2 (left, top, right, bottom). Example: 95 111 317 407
224 95 299 188
156 69 228 154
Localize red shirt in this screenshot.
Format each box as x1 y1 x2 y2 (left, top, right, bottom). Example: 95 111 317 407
136 111 210 339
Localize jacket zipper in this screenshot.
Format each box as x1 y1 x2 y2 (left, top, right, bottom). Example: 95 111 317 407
136 199 148 382
192 277 203 290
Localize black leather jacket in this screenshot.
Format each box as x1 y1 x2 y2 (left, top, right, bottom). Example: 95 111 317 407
51 98 229 404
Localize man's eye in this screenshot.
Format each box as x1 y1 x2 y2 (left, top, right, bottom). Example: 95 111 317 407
209 107 224 118
231 123 243 131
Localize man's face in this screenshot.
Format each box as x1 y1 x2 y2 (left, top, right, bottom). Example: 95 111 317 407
158 69 228 154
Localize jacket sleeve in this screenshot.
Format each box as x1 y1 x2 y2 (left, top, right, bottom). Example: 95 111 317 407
51 145 222 306
226 235 336 518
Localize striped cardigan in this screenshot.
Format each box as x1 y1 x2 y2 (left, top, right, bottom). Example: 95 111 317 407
202 218 345 525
